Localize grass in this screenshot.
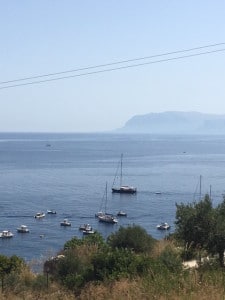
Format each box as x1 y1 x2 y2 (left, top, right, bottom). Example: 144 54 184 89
1 240 225 299
1 265 225 299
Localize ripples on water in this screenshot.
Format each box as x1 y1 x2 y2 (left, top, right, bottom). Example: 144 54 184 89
0 132 225 264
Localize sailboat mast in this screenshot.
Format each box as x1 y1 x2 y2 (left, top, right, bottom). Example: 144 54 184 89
120 153 123 187
105 181 108 213
200 175 202 200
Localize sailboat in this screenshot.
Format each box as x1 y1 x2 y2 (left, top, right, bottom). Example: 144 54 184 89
97 182 118 224
112 153 137 194
193 175 202 201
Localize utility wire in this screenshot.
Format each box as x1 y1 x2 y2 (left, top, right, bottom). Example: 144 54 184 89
1 42 225 85
1 46 225 90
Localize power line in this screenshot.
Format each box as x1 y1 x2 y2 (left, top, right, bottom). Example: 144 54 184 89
1 46 225 90
1 42 225 85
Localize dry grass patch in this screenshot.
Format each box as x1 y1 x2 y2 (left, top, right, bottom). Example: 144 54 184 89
79 278 144 300
151 239 176 258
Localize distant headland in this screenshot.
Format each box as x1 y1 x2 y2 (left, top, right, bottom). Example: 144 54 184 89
117 111 225 134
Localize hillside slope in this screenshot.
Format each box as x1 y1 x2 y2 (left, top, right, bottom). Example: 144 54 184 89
119 111 225 134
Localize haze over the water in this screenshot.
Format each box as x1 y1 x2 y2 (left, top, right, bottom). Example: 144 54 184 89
1 1 225 132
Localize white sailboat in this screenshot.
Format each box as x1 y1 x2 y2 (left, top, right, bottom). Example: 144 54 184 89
98 182 118 224
112 153 137 194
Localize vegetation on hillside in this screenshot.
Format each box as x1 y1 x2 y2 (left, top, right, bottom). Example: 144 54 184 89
175 194 225 266
1 198 225 299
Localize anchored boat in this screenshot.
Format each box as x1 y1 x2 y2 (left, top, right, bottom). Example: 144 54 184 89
0 230 14 238
156 222 170 230
97 182 118 224
17 225 29 233
112 154 137 194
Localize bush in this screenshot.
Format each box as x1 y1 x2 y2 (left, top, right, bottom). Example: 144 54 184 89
107 225 156 253
32 274 47 290
64 232 105 250
158 246 183 273
92 248 129 280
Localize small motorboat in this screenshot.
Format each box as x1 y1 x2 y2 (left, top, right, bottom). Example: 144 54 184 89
47 210 57 214
34 212 45 219
60 219 71 226
17 225 29 233
117 210 127 217
79 224 92 231
79 224 94 235
156 222 171 230
0 230 14 238
83 229 95 235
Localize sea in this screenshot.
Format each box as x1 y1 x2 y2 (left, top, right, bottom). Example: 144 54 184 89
0 132 225 268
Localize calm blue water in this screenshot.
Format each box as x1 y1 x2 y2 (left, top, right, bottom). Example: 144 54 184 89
0 132 225 265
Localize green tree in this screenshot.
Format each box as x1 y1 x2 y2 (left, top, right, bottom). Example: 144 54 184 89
175 194 225 267
57 250 87 289
175 194 213 256
92 247 151 281
0 255 24 292
64 236 83 249
207 197 225 267
64 231 104 250
158 245 183 273
107 225 156 253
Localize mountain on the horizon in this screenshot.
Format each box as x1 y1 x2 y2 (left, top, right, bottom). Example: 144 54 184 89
118 111 225 134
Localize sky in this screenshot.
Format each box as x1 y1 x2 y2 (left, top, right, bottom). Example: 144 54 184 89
1 1 225 132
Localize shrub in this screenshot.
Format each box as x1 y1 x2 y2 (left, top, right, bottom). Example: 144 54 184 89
107 225 156 253
158 246 183 273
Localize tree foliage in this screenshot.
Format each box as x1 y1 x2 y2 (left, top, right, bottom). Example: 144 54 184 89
158 245 182 273
175 194 213 250
0 255 24 292
64 232 104 250
44 225 157 292
175 194 225 267
0 255 23 278
207 197 225 266
107 225 156 253
57 250 92 291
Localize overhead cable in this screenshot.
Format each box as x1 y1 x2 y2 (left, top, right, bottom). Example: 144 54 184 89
1 44 225 90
